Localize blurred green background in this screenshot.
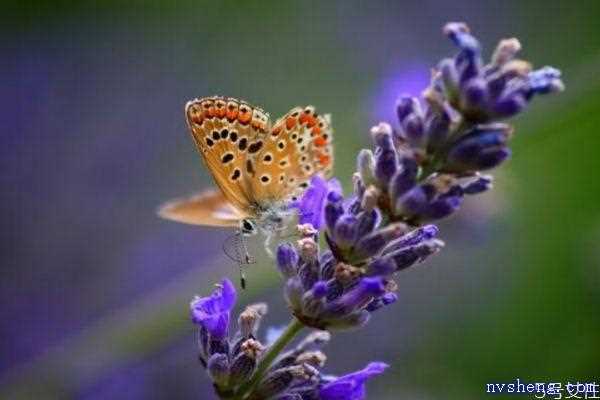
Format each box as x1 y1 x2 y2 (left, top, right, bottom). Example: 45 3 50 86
3 1 600 399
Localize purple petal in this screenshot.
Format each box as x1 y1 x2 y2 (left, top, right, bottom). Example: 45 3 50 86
297 176 341 230
190 279 237 339
319 362 388 400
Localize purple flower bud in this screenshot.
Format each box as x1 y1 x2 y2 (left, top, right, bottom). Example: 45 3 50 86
423 195 463 220
462 77 488 110
384 225 439 253
374 147 398 184
355 209 381 238
296 175 336 230
229 351 257 386
493 93 527 117
396 96 418 123
284 277 305 311
370 122 394 149
387 239 444 271
445 125 511 172
208 337 229 356
390 156 418 199
402 113 425 145
394 185 428 216
325 277 386 317
355 223 409 258
443 22 474 51
472 147 511 170
366 292 398 312
310 280 328 299
207 353 229 386
463 175 493 194
365 257 396 277
277 243 299 278
302 281 328 316
299 259 320 290
319 362 388 400
190 279 237 340
319 252 336 280
325 191 344 233
333 214 359 248
325 279 344 301
254 366 300 399
424 108 451 152
527 66 564 96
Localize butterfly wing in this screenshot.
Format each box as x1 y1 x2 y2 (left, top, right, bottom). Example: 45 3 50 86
185 96 270 215
246 105 334 202
158 188 247 227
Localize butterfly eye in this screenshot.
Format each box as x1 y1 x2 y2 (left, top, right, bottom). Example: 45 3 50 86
241 219 256 235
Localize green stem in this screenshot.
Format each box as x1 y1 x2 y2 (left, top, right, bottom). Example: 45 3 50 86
233 318 304 400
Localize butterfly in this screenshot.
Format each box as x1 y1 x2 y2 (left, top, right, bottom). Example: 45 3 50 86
159 96 334 264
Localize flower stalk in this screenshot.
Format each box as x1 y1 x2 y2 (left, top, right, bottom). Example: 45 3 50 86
233 318 304 399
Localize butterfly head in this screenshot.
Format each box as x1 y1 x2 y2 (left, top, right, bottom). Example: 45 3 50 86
240 219 258 236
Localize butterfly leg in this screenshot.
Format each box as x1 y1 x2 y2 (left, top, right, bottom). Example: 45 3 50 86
238 232 250 289
263 231 275 258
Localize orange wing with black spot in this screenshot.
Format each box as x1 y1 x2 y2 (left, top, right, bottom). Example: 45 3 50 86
185 96 270 215
246 105 334 203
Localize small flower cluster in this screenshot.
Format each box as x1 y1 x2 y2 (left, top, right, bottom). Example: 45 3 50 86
357 22 562 225
190 278 387 400
187 22 563 399
279 197 442 330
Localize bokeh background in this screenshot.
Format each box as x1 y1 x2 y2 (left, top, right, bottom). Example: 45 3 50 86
3 1 600 399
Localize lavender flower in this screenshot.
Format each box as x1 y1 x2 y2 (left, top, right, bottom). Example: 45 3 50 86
438 22 563 122
355 22 563 225
189 279 387 399
291 176 342 230
191 278 237 340
276 223 441 330
183 22 563 399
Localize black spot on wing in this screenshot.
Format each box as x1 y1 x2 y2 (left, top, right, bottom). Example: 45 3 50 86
248 141 263 154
